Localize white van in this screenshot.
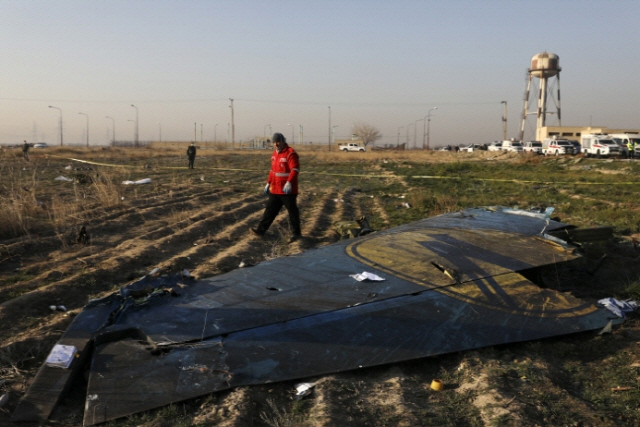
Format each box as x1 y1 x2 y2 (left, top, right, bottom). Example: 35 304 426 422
609 133 640 158
581 134 621 158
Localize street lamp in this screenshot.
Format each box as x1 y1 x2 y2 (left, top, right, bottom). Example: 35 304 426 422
49 105 63 146
106 116 115 146
332 125 339 146
397 126 404 147
501 101 507 141
424 107 438 150
79 112 89 147
130 104 139 147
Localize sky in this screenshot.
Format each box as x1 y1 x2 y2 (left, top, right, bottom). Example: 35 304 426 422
2 0 639 148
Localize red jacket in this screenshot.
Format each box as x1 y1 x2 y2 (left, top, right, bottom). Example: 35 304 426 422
267 144 300 195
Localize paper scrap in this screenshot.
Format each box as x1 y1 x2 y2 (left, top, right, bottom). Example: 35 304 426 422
350 272 385 282
45 344 77 369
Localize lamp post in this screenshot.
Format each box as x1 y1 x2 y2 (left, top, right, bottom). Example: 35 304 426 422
48 106 63 146
501 101 507 141
106 117 115 146
229 98 234 147
397 126 404 147
79 113 89 147
130 104 139 147
425 107 438 150
332 125 339 146
414 119 424 150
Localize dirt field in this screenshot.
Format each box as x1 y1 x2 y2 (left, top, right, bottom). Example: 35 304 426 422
1 146 640 427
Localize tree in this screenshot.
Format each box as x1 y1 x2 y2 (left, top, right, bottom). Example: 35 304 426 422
353 123 382 147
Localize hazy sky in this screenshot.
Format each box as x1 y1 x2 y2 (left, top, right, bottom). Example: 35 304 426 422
2 0 639 147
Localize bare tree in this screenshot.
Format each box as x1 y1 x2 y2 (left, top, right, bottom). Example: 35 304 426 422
353 123 382 147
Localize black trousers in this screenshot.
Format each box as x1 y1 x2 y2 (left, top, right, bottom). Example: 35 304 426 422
188 156 195 168
256 193 301 236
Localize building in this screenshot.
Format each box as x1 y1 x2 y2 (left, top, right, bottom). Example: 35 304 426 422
536 126 640 141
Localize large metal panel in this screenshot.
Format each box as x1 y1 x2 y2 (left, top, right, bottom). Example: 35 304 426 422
13 207 618 425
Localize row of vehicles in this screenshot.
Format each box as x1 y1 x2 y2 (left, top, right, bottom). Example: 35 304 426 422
465 133 640 158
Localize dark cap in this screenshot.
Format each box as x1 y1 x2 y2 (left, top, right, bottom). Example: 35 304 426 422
272 133 286 143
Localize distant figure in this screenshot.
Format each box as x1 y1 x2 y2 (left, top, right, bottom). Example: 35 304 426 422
77 226 90 245
251 132 301 242
22 141 29 161
186 142 196 169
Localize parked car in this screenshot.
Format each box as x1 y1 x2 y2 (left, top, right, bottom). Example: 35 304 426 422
461 144 485 152
542 138 579 156
33 142 49 148
487 141 502 152
523 141 543 154
501 140 523 153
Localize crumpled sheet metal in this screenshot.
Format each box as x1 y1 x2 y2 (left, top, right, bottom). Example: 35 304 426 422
13 207 619 425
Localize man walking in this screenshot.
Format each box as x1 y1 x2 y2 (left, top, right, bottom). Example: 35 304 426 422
251 132 301 242
186 142 197 169
22 141 30 161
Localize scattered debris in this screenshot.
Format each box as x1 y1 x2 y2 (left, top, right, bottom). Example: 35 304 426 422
611 386 633 392
54 176 73 182
430 379 444 391
335 215 373 239
45 344 77 369
0 393 8 408
350 272 385 282
122 178 152 185
598 298 638 318
293 382 316 400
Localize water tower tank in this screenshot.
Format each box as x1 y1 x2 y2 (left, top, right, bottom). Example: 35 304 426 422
530 52 560 78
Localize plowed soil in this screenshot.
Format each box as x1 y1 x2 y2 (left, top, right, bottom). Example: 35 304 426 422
1 147 640 427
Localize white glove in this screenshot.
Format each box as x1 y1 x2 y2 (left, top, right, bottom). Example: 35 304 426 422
283 182 292 194
264 183 270 194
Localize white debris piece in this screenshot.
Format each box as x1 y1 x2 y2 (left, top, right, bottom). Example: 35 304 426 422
598 298 638 318
45 344 77 369
350 272 385 282
294 382 316 400
55 176 73 182
122 178 152 185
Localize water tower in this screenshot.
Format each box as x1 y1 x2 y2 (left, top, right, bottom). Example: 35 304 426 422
519 52 561 141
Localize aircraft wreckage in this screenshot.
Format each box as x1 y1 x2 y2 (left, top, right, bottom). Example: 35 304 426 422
12 207 622 425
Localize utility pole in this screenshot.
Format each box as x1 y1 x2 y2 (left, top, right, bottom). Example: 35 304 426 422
229 98 235 147
501 101 507 140
328 106 331 150
79 112 89 147
131 104 139 147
